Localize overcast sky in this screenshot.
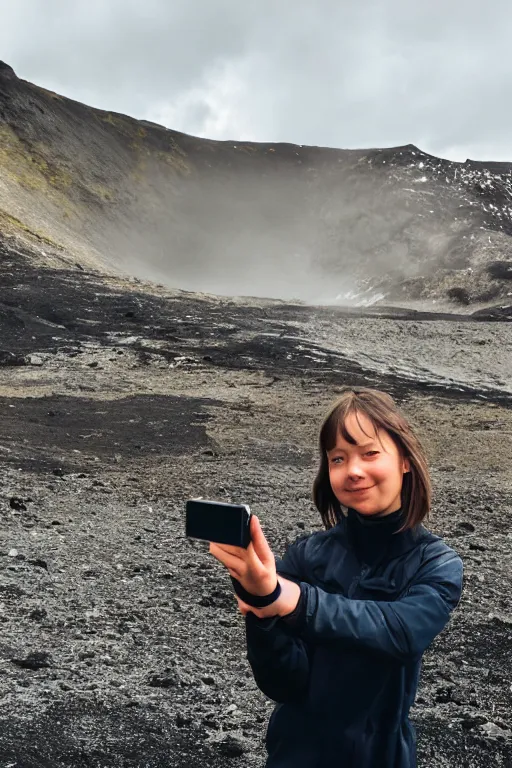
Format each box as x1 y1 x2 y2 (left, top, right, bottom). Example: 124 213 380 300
1 0 511 162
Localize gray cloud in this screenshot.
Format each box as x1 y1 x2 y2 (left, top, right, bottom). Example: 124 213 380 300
1 0 511 161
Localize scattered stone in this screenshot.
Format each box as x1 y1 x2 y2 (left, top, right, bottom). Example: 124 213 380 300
28 607 48 621
176 713 193 727
11 651 52 670
457 521 476 533
460 713 489 730
148 672 179 688
27 354 44 366
199 596 215 607
447 287 471 305
78 651 96 661
489 613 512 627
9 497 27 511
0 351 26 366
435 685 454 703
216 735 246 758
477 720 512 743
487 261 512 280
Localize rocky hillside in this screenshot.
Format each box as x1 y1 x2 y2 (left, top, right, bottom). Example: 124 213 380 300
1 60 512 310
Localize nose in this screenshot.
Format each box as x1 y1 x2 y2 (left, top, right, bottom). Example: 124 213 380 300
346 455 365 480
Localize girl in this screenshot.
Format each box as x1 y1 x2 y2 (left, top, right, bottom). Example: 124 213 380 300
210 388 463 768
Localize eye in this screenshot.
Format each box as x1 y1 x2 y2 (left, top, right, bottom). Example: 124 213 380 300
330 456 343 464
365 451 379 457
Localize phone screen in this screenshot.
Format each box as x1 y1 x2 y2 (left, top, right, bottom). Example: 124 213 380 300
185 499 252 547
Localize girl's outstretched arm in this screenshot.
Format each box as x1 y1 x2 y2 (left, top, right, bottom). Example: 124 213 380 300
209 516 312 703
282 547 463 662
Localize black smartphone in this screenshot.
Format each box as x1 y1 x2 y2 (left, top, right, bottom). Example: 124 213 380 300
185 499 252 548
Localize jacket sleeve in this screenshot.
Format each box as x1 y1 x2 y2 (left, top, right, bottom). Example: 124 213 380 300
283 547 464 663
244 535 312 704
245 613 311 703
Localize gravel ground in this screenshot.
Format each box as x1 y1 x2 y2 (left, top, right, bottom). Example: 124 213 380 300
0 237 511 767
289 313 512 398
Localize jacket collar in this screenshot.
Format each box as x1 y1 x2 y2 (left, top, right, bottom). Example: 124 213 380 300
335 507 427 566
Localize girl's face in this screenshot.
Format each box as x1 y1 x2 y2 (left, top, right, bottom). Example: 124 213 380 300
326 410 410 516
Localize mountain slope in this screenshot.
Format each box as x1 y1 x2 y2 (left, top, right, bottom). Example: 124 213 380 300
1 60 512 309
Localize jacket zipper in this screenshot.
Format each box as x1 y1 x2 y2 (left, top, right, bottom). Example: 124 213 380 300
348 565 369 598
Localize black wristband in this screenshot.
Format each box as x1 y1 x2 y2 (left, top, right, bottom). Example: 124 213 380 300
230 576 282 608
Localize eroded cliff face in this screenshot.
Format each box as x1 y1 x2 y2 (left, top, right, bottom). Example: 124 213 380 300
1 61 512 309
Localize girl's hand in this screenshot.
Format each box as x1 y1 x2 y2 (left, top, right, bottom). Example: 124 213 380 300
209 515 277 596
234 577 302 619
209 516 302 618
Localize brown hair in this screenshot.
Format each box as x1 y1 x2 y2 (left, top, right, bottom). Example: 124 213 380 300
312 387 431 532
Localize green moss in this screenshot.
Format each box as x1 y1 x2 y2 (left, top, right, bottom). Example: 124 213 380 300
157 151 191 175
99 111 146 141
0 126 75 192
39 87 64 101
91 184 114 202
0 209 62 248
102 113 118 126
129 138 146 153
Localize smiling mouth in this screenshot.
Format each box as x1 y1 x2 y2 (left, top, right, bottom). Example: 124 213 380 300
346 486 374 493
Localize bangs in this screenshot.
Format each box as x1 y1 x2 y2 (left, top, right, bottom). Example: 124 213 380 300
321 402 382 452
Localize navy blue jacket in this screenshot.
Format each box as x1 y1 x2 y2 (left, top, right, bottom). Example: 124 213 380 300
245 508 463 768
